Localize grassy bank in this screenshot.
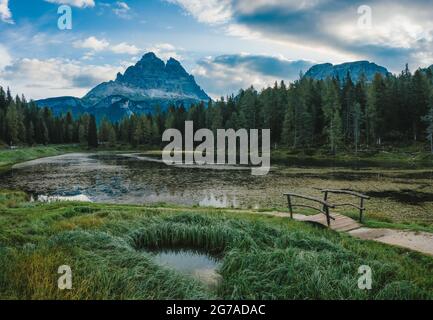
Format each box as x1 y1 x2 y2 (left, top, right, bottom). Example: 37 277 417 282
271 147 433 165
0 145 83 173
0 190 432 300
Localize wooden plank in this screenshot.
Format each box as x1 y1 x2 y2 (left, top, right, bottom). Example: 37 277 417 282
293 213 361 232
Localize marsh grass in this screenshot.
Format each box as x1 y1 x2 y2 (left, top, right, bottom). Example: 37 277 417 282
0 191 432 300
0 145 83 173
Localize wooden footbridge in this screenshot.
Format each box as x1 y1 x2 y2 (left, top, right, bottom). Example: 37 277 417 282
284 189 370 232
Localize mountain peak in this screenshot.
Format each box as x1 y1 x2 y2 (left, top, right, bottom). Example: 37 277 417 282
166 57 188 75
78 52 210 111
140 52 158 60
167 57 180 64
304 60 389 82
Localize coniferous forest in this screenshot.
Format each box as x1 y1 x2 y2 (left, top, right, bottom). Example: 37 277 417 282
2 64 433 153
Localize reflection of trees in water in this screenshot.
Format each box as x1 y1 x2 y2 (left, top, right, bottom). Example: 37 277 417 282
199 193 239 208
2 153 433 222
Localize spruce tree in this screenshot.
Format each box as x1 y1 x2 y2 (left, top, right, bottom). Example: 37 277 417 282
88 115 98 148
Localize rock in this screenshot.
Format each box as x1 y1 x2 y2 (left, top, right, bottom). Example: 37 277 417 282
35 52 211 122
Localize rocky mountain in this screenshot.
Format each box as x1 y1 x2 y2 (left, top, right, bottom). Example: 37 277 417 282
36 52 211 122
304 61 390 82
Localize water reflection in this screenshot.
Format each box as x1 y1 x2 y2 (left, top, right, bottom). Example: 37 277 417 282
150 249 221 288
199 193 239 208
1 152 433 213
34 194 92 203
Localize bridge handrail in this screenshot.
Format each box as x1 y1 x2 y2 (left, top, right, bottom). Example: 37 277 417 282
318 189 369 222
284 192 335 226
319 189 370 200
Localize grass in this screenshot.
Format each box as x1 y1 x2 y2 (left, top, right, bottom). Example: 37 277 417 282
0 190 432 300
0 145 83 173
271 143 433 163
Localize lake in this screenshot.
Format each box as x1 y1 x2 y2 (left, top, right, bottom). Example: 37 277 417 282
0 152 432 224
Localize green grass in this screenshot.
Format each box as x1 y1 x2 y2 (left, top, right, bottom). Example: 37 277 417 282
271 145 433 164
0 190 432 300
0 145 83 173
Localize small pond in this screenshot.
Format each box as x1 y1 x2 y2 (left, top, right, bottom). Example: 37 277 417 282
150 249 222 288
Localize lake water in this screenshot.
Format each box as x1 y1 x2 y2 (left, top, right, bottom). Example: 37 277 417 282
1 152 433 223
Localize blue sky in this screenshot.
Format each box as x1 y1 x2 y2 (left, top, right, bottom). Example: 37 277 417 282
1 0 433 100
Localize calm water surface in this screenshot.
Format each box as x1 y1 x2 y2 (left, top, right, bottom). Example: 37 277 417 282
1 152 433 214
150 249 221 287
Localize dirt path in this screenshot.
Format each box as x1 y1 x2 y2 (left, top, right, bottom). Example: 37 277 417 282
349 227 433 256
265 212 433 257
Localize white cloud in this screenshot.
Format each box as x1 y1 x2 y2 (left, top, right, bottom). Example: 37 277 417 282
234 0 329 15
44 0 95 8
193 54 310 99
111 42 140 55
98 1 133 19
166 0 232 25
73 36 141 55
0 58 123 99
73 36 110 51
0 0 14 24
147 43 182 60
167 0 433 71
326 6 433 50
112 1 131 19
193 59 268 99
225 23 261 40
0 45 12 70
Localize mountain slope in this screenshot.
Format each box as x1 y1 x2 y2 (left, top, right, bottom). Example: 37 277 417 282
35 96 86 118
304 61 390 82
36 52 210 122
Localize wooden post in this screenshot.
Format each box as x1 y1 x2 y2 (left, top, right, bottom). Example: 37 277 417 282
359 198 364 223
322 191 328 212
287 195 293 219
325 205 331 226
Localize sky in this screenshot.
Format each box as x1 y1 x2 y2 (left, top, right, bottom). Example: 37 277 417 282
0 0 433 100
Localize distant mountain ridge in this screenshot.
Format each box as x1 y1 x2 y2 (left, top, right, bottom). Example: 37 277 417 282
304 61 390 82
36 52 211 122
37 57 393 122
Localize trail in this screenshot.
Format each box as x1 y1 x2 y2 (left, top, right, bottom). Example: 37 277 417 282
268 211 433 257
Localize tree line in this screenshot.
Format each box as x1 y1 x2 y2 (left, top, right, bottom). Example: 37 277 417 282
0 87 98 148
2 64 433 153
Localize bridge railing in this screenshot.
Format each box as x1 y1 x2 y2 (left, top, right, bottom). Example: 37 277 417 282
283 192 336 226
319 189 370 223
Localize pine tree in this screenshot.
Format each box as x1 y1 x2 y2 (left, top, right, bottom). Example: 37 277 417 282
423 94 433 153
132 117 143 146
88 115 98 148
411 69 431 141
323 80 343 153
98 117 112 143
27 121 35 145
41 121 49 145
5 104 18 145
353 102 363 153
107 125 117 147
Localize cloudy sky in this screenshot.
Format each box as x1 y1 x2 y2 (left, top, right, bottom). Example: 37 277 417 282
0 0 433 100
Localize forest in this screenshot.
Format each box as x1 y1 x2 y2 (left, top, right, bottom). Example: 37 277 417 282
1 64 433 153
